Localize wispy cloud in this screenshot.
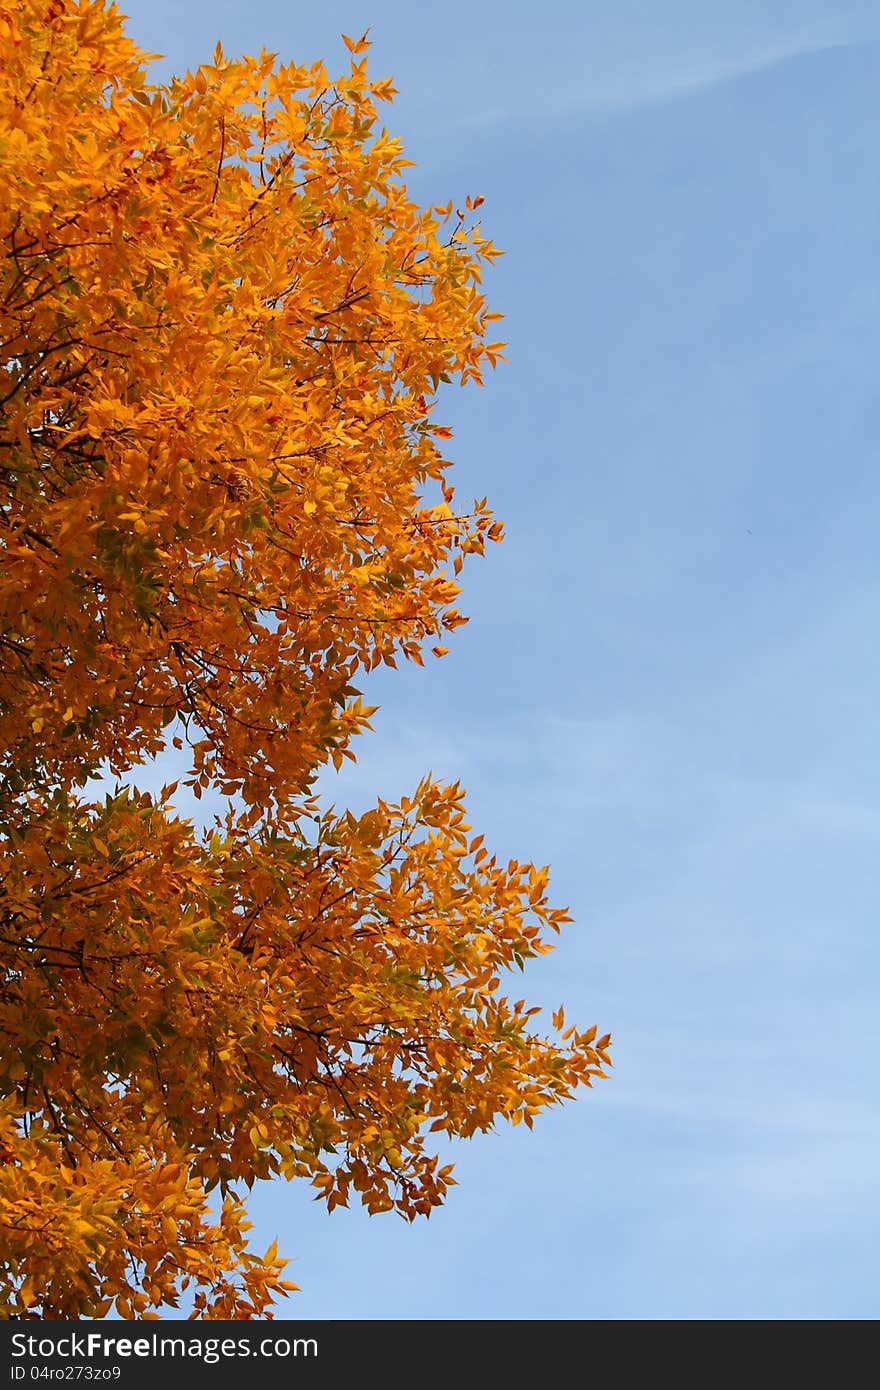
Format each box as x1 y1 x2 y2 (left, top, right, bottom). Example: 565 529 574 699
457 29 877 128
320 705 880 836
590 1072 880 1214
558 33 870 114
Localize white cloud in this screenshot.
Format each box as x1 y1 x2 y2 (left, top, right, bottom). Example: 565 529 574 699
454 29 876 129
558 32 867 114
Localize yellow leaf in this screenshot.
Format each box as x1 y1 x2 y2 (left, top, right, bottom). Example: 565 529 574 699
342 30 371 55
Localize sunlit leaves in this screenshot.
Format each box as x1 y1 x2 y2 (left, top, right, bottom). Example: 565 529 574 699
0 0 608 1320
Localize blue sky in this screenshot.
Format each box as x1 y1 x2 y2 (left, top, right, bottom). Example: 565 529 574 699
115 0 880 1319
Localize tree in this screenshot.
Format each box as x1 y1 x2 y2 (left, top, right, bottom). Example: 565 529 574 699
0 0 610 1319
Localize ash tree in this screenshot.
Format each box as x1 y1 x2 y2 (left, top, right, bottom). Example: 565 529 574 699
0 0 609 1318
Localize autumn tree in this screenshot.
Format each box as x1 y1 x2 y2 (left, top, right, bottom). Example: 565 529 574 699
0 0 610 1319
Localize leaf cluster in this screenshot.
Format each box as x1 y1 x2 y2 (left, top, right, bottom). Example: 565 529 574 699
0 0 608 1318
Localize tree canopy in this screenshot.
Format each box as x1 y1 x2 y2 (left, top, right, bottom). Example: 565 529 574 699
0 0 609 1318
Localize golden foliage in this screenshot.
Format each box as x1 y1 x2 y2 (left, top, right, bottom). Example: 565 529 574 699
0 0 609 1317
